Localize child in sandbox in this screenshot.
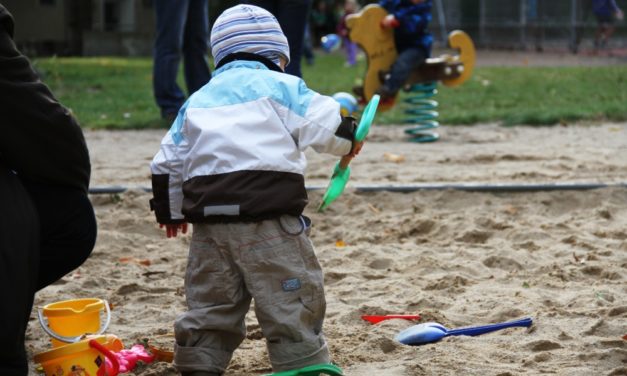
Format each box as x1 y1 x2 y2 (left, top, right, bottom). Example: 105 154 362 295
149 4 363 376
377 0 434 104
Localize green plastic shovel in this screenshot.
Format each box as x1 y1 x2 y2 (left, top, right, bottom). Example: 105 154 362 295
266 363 344 376
318 94 380 212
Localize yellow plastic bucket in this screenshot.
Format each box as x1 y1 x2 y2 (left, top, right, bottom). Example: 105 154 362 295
38 298 111 348
34 335 123 376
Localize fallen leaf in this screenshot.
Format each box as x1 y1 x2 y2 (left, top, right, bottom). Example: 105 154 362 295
335 240 346 248
367 203 380 213
119 257 151 266
148 345 174 363
383 152 405 163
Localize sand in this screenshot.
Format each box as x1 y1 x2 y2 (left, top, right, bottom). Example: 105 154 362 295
25 121 627 376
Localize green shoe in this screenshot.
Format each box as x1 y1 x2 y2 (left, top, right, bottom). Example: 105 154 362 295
266 363 344 376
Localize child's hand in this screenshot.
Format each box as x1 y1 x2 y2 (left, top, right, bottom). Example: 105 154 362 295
381 14 400 28
348 140 364 157
159 223 188 238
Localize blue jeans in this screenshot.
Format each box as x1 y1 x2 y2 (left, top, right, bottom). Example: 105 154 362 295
381 47 427 95
243 0 313 77
153 0 211 118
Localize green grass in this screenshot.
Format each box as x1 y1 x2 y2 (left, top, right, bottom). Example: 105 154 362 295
33 57 160 129
33 52 627 129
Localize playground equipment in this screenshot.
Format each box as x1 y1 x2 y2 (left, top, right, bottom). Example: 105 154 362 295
87 182 627 195
346 4 476 142
396 317 533 346
87 181 627 196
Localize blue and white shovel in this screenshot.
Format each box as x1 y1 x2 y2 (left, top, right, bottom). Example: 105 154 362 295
396 317 533 346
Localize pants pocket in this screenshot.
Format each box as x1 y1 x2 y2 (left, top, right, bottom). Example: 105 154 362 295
185 237 237 307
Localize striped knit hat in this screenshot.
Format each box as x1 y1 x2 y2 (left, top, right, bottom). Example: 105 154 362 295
210 5 290 67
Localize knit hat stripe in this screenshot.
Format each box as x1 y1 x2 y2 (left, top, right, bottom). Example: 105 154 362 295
214 40 291 55
212 19 279 37
212 29 286 48
210 5 290 67
211 14 278 31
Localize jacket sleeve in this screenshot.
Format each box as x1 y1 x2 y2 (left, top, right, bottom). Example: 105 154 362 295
282 79 355 157
379 0 395 13
149 116 188 224
0 5 91 193
610 0 621 12
393 3 431 35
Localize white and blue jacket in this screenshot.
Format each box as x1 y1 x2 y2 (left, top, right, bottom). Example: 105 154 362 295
150 53 356 224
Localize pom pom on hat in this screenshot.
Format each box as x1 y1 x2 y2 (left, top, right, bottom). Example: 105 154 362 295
211 4 290 67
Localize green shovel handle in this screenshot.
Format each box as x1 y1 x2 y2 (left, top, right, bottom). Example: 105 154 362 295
318 161 351 212
318 95 380 212
355 94 379 141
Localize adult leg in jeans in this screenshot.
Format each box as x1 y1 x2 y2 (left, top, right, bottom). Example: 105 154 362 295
20 181 97 290
243 0 312 77
302 23 315 65
0 169 40 376
153 0 190 119
182 0 211 95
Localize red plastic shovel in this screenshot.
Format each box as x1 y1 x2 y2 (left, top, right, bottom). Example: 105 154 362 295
361 314 421 324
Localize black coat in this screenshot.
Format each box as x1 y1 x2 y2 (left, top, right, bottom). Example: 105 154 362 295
0 4 90 193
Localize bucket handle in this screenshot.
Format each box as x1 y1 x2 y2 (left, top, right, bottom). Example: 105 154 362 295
37 300 112 344
89 339 119 376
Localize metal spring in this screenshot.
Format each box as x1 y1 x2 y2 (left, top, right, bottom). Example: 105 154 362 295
403 82 439 142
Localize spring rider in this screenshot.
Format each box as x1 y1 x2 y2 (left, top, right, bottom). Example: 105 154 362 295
346 4 475 142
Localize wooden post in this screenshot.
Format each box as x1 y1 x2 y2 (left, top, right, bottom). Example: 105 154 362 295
435 0 448 45
569 0 578 53
521 0 528 49
479 0 486 47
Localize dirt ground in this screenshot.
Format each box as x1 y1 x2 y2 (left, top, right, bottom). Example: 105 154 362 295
25 50 627 376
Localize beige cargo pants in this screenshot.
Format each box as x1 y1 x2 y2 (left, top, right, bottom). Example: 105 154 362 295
173 215 329 374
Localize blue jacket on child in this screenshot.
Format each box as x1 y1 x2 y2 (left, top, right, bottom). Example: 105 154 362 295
592 0 620 18
380 0 433 57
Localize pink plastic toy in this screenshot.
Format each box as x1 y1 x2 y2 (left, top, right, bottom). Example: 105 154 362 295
105 344 156 374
